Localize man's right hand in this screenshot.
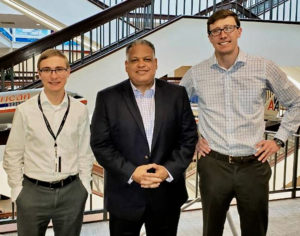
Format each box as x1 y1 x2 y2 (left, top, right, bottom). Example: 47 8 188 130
132 164 162 188
196 137 211 157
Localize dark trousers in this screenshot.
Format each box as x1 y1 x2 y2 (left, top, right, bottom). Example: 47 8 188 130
109 204 181 236
198 152 271 236
16 177 88 236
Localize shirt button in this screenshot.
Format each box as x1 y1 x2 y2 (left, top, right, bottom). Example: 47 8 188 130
145 155 149 159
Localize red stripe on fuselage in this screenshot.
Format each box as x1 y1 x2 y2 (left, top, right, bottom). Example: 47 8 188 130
0 109 16 113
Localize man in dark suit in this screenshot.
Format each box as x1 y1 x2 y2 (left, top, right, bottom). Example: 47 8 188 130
90 39 198 236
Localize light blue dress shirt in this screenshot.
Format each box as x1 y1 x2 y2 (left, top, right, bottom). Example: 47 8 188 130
180 50 300 156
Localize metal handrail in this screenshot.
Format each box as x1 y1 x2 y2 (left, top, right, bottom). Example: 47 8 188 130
1 0 300 91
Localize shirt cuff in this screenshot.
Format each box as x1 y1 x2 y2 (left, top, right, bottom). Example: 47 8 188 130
165 169 173 182
80 177 91 194
274 127 290 142
128 176 133 184
11 186 23 202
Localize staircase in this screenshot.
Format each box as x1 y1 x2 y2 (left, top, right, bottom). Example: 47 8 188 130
1 0 299 92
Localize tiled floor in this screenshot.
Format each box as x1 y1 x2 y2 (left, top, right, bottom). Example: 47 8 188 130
2 198 300 236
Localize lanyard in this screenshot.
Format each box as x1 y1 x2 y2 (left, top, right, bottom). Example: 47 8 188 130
38 93 70 172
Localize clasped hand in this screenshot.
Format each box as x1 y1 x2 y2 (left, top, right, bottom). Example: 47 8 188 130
132 163 169 189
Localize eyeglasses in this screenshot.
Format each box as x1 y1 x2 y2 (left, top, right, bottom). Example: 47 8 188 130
209 25 239 36
39 67 68 75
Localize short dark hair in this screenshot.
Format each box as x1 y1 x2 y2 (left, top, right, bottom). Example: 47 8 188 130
126 39 155 59
207 9 241 34
37 49 70 69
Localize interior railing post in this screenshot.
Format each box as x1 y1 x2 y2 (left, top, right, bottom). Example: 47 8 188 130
292 128 300 198
199 0 201 15
127 13 131 37
116 17 120 42
195 152 199 198
96 27 99 50
12 202 15 220
150 0 155 29
25 59 28 88
289 0 292 21
1 69 4 91
90 180 93 211
273 152 277 191
283 140 288 189
296 0 299 21
90 30 93 55
81 34 85 64
283 0 286 20
276 0 279 20
32 55 36 82
109 21 112 46
213 0 216 13
133 8 138 33
159 0 162 25
270 0 274 20
103 169 108 220
101 25 104 49
9 67 14 90
167 0 170 20
68 40 72 64
21 61 25 89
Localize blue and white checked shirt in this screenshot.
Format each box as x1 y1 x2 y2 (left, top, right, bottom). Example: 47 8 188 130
180 50 300 156
131 82 155 151
130 81 173 182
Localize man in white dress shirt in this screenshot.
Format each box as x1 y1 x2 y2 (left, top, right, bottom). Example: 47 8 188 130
3 49 94 236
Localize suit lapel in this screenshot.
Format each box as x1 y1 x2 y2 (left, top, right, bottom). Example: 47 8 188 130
151 79 166 152
121 80 148 143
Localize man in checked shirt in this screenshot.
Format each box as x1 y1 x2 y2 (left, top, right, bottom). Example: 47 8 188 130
180 9 300 236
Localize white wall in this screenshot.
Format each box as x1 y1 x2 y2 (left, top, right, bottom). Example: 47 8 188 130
22 0 100 26
67 17 300 114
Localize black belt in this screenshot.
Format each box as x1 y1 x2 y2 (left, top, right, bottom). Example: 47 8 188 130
24 174 78 189
209 150 257 164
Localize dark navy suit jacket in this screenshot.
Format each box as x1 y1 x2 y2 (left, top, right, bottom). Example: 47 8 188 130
90 79 198 220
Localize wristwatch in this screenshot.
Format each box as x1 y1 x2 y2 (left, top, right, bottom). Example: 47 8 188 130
273 138 285 148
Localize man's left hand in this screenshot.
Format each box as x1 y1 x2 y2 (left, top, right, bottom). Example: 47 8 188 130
255 140 280 163
140 164 169 188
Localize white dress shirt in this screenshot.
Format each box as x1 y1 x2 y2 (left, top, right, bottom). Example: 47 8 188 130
3 89 94 201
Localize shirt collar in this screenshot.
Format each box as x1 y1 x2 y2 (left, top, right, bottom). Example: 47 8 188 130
40 89 68 107
130 80 156 98
209 48 246 71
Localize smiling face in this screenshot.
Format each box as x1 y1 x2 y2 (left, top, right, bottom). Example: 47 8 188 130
38 55 70 95
208 16 242 58
125 43 157 93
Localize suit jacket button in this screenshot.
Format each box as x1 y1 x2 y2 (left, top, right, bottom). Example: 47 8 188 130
145 155 149 159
